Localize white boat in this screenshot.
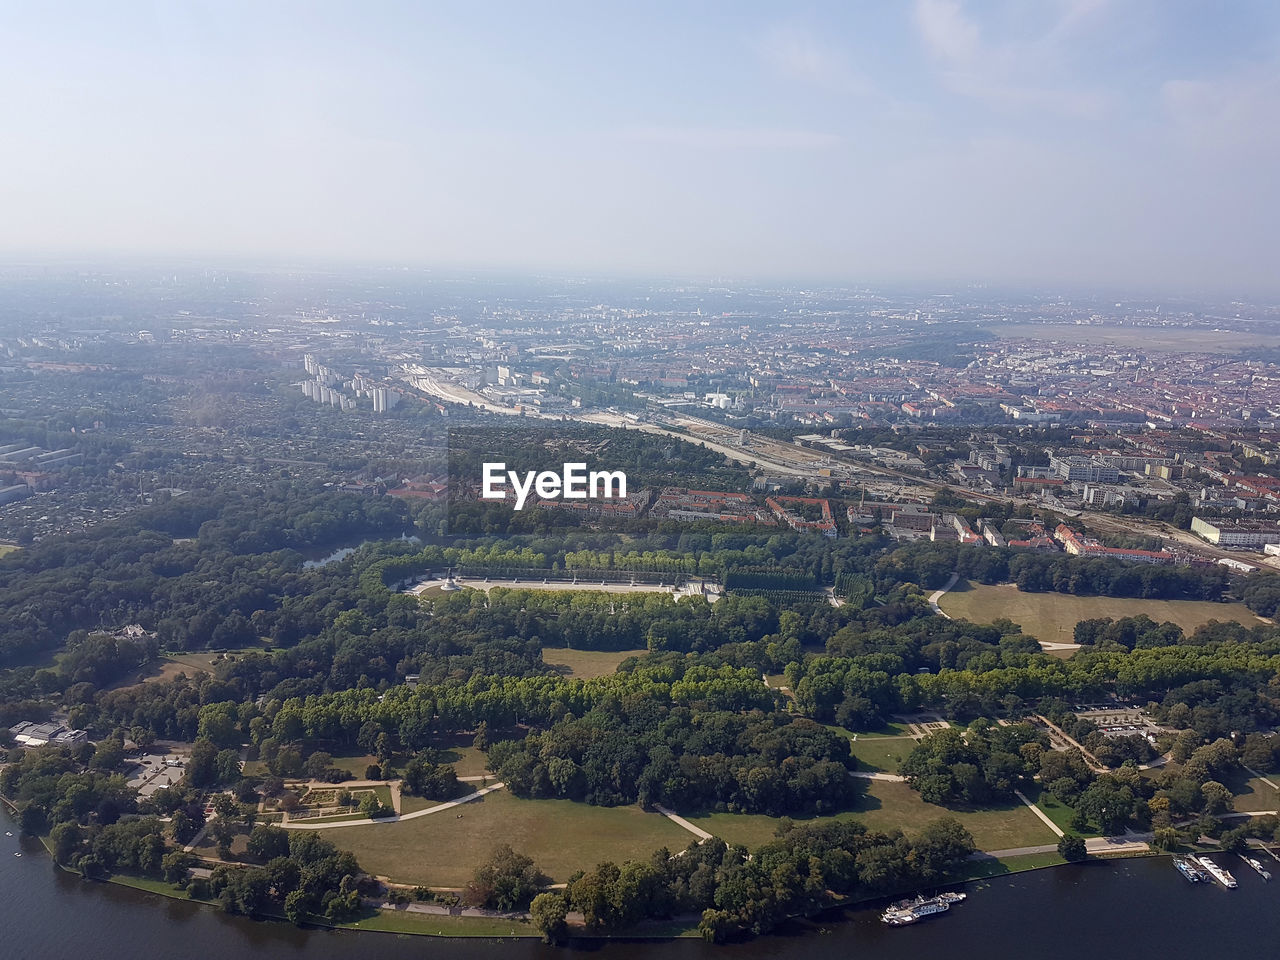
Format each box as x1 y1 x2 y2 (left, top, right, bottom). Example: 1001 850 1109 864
1174 857 1204 882
1194 856 1238 889
1240 854 1272 881
881 892 966 925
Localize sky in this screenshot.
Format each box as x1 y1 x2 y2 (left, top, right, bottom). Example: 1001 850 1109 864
2 1 1279 293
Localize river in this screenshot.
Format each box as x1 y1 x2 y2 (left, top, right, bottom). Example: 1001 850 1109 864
3 809 1278 960
300 535 421 569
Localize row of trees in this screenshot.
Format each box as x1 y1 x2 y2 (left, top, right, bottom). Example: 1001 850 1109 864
493 816 977 942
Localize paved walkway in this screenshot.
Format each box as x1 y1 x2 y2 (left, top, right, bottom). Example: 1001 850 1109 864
183 814 216 853
1244 765 1280 790
1084 836 1150 855
374 899 530 921
1013 789 1064 838
281 782 506 830
1034 714 1107 772
927 572 960 618
653 804 714 841
977 836 1150 859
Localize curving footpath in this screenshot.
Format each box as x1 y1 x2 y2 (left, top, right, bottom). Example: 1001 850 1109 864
927 572 959 618
282 782 505 830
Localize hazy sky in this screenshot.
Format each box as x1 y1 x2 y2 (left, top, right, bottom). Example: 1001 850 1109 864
3 1 1279 292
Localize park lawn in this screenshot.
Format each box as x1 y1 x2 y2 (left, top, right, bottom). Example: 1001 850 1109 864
1029 786 1103 838
440 745 493 778
108 873 185 896
322 789 692 886
1225 770 1280 813
293 812 371 824
939 580 1261 645
342 907 537 938
847 737 914 773
540 646 646 678
400 794 449 814
825 720 914 738
192 825 251 858
327 751 380 777
114 646 274 688
684 780 1058 853
417 732 494 777
962 850 1065 880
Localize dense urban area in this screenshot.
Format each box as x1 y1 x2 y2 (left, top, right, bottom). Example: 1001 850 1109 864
7 264 1280 941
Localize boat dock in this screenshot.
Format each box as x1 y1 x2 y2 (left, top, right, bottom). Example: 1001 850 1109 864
1194 856 1239 889
1239 854 1272 881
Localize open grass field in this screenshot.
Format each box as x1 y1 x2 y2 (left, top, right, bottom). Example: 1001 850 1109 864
1224 769 1280 813
323 789 692 886
824 720 914 739
847 737 915 773
326 751 379 778
412 732 493 777
987 322 1280 354
940 580 1261 645
1028 786 1103 838
541 646 645 679
0 544 20 558
400 793 449 814
342 907 537 938
108 646 273 689
682 779 1059 852
961 850 1068 881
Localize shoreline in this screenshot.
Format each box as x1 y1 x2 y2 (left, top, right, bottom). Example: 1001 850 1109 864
12 816 1159 941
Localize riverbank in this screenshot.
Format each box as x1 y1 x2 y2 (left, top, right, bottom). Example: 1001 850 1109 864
6 831 1273 960
20 822 1154 941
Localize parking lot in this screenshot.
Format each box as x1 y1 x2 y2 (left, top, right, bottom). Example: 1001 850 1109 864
126 752 187 797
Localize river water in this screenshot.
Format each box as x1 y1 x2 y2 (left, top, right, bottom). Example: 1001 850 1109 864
2 809 1278 958
300 534 421 569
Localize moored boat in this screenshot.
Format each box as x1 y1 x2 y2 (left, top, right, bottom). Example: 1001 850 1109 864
881 893 966 926
1194 856 1238 889
1174 857 1204 882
